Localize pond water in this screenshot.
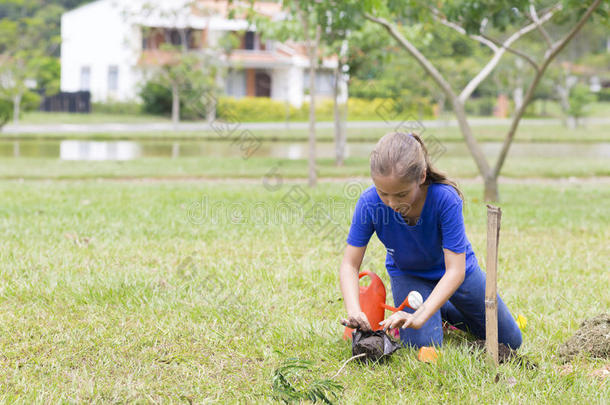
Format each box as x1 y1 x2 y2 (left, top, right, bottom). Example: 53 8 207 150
1 140 609 160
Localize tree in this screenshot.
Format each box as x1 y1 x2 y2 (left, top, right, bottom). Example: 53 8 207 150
333 0 607 201
248 0 325 186
130 1 226 125
0 1 62 126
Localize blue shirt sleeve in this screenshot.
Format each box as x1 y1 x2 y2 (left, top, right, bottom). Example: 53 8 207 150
346 194 374 247
439 192 467 254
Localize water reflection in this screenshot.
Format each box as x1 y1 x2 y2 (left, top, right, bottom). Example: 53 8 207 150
60 141 141 161
0 139 608 160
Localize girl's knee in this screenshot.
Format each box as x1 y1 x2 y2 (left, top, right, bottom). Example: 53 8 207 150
500 328 522 350
399 323 443 348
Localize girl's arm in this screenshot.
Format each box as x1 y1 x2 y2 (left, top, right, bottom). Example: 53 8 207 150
381 249 465 330
339 244 372 331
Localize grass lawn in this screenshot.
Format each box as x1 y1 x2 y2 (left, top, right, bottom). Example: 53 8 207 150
4 122 610 143
0 180 608 402
0 155 608 180
19 111 171 125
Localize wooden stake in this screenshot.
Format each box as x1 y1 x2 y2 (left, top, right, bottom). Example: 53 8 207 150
485 204 502 366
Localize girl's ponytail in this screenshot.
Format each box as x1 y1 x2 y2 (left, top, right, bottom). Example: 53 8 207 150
409 133 463 200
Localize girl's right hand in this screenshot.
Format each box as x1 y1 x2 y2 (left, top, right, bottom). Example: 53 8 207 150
341 311 372 331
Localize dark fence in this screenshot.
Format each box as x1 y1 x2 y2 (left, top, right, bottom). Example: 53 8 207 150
39 91 91 113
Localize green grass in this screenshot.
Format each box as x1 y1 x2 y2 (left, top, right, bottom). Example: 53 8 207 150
0 155 608 180
19 111 170 125
4 122 610 143
0 180 608 402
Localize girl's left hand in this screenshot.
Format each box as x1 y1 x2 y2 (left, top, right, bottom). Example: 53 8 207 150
380 310 425 331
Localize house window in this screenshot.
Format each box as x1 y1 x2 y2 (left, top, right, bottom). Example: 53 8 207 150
226 69 246 98
245 31 255 50
108 66 119 92
80 66 91 91
303 70 334 96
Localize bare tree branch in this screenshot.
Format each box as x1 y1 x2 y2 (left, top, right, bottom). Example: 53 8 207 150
493 0 603 178
432 11 498 52
480 34 539 72
363 13 457 100
363 12 493 178
458 4 560 102
529 2 554 48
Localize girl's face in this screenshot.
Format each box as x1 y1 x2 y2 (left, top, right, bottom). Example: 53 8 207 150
372 174 425 216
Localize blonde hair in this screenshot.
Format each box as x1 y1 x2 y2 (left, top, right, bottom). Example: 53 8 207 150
370 132 463 200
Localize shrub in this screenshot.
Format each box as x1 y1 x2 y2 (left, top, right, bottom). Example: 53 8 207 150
464 97 495 116
218 97 300 121
568 84 596 120
0 99 12 129
22 91 41 112
595 88 610 102
140 81 173 116
139 79 436 122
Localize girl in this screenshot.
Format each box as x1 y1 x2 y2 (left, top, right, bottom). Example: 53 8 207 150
339 132 522 349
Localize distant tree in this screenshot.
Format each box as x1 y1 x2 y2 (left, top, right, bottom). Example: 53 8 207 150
331 0 608 201
130 1 227 125
566 83 596 126
0 0 63 126
247 0 325 186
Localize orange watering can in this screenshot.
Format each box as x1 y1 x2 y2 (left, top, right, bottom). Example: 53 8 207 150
343 271 423 340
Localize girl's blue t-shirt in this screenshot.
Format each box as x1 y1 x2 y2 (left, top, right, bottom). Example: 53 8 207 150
346 183 479 280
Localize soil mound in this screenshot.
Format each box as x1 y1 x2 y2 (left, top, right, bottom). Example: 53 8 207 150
558 313 610 362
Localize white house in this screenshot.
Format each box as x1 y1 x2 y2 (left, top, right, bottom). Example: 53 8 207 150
60 0 338 107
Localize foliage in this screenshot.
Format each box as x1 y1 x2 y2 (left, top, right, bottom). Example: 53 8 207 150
272 358 343 404
140 53 219 121
140 94 434 122
464 97 496 116
140 81 173 117
596 88 610 102
0 0 63 121
568 83 596 119
0 99 11 129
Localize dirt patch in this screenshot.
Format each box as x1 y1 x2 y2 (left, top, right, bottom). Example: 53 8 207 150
558 313 610 362
351 330 402 363
470 340 537 369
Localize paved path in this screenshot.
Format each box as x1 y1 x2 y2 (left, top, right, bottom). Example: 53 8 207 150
3 117 610 135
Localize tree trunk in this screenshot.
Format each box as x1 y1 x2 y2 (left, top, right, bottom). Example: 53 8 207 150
333 40 349 167
555 76 577 129
171 83 180 126
513 86 523 113
333 65 344 166
300 11 320 188
365 0 602 203
484 176 500 202
206 94 216 123
13 92 22 125
307 48 318 187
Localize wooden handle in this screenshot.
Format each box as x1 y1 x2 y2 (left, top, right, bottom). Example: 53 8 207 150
485 204 502 366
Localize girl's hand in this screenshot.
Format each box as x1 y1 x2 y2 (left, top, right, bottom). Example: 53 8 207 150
380 310 425 331
341 311 372 331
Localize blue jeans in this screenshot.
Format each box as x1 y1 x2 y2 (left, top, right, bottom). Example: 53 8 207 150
389 267 522 349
